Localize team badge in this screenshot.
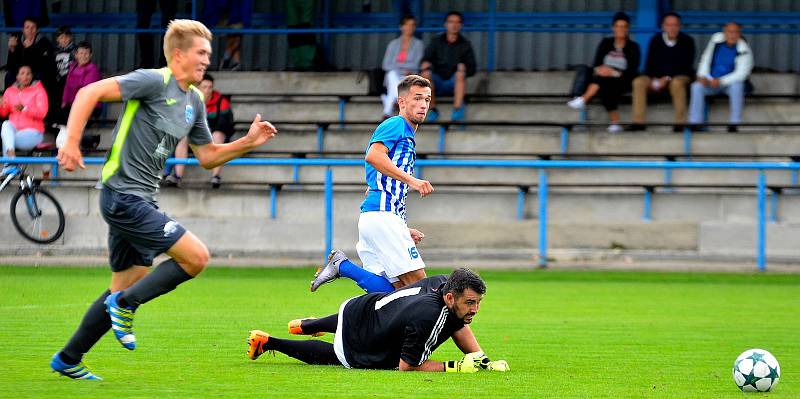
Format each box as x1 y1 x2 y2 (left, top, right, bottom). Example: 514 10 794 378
185 104 194 123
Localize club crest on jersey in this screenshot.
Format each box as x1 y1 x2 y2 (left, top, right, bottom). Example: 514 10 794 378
185 104 194 123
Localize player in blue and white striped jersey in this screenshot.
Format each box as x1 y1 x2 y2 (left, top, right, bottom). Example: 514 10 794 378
311 75 434 293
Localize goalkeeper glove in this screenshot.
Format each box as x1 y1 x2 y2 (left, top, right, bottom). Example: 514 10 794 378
474 352 511 372
444 351 480 373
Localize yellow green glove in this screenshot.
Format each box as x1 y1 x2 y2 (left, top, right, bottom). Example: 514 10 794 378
474 352 510 372
444 351 480 373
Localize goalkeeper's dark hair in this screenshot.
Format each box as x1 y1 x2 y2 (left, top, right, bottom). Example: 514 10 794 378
443 268 485 297
397 74 431 97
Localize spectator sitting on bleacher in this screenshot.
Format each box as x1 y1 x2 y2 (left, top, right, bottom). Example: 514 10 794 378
420 11 476 122
688 22 753 133
165 74 234 188
202 0 253 70
567 12 640 133
58 41 102 127
380 15 424 120
5 17 57 91
629 12 695 132
0 65 48 175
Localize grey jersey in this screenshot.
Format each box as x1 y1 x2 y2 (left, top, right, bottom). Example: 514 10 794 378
101 68 212 201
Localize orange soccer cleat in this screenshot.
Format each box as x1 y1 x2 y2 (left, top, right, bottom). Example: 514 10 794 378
246 330 273 360
288 318 326 337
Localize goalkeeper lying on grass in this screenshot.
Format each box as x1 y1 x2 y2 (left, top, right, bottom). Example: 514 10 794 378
247 268 509 372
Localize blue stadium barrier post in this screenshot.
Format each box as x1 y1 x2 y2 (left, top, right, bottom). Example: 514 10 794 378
757 170 766 271
293 164 301 182
769 189 778 223
317 125 325 152
51 159 58 179
683 127 693 159
338 98 347 129
642 186 653 222
560 126 569 154
325 167 334 261
438 124 448 153
191 0 197 20
538 168 549 267
516 186 527 220
269 185 278 220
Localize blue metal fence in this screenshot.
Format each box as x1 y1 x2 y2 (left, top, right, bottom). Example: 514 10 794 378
4 156 799 271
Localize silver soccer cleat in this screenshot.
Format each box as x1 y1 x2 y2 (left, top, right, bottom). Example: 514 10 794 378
310 249 347 292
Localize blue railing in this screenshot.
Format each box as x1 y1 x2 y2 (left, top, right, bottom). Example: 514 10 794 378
4 156 799 271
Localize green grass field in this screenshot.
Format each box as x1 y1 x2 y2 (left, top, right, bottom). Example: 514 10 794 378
1 266 798 398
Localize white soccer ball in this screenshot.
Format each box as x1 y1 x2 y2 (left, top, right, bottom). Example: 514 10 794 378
733 348 780 392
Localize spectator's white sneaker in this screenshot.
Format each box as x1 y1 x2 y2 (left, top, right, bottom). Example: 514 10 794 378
567 97 585 110
607 124 623 133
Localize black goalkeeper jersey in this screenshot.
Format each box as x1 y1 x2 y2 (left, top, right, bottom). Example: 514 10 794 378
337 275 465 369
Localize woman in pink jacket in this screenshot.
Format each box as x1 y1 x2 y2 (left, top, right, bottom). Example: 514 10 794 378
1 65 48 171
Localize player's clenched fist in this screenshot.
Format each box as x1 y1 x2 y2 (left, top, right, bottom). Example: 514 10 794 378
57 142 85 172
409 177 433 197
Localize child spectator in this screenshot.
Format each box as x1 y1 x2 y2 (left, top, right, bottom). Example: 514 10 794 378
54 26 76 91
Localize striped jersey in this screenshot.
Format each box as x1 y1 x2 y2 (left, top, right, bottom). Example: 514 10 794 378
360 116 417 220
338 275 465 369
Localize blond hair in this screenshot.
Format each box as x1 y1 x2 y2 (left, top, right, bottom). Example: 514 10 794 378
163 19 212 63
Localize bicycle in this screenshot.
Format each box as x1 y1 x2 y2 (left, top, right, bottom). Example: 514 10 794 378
1 160 65 244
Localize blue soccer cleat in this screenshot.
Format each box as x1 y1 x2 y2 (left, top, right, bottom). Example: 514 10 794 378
50 353 103 380
105 291 136 350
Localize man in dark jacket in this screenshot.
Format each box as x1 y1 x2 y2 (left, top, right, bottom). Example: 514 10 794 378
420 11 476 122
629 12 695 131
5 17 56 91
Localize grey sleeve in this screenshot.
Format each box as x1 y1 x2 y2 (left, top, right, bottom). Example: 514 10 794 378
116 69 164 101
188 96 213 146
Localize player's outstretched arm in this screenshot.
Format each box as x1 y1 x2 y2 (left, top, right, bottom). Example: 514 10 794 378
191 113 277 170
366 142 433 197
57 78 122 171
399 353 482 373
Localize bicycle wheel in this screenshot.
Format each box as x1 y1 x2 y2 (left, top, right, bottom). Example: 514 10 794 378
10 186 65 244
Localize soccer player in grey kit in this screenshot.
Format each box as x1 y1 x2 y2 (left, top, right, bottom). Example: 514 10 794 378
50 19 278 380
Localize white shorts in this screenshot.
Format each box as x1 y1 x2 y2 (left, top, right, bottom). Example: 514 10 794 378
356 211 426 283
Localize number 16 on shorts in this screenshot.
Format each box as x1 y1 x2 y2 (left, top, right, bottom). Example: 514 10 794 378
408 247 420 259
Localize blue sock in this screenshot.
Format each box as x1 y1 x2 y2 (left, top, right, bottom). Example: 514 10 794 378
338 259 394 293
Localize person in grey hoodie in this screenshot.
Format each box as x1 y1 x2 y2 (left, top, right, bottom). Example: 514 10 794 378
381 15 424 119
688 22 753 131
